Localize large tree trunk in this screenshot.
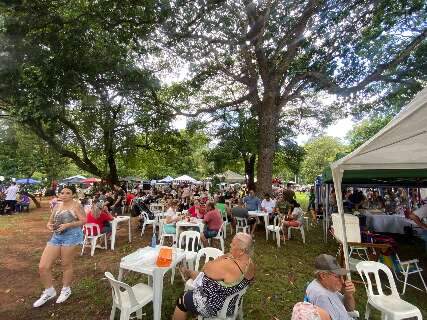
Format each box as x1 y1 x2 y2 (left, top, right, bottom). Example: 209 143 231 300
256 96 279 196
244 154 256 191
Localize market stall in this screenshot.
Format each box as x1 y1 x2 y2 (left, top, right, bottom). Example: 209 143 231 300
329 86 427 273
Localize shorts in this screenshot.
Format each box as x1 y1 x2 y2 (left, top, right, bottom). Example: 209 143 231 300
176 291 198 315
48 227 84 247
203 228 218 239
284 221 301 227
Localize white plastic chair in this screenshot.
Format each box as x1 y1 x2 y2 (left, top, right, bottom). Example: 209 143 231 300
198 287 248 320
81 223 108 256
208 222 225 252
390 253 427 295
185 247 223 291
356 261 422 320
104 271 153 320
159 219 176 246
140 211 157 236
266 215 282 247
178 230 201 270
235 217 249 234
287 223 305 244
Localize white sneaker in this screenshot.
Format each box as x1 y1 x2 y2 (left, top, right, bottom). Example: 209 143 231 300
33 288 57 307
56 287 71 304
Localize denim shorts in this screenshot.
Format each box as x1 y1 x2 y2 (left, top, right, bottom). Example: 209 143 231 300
48 227 84 247
203 228 218 239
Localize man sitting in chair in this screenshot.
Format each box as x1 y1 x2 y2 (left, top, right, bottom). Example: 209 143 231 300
306 254 357 320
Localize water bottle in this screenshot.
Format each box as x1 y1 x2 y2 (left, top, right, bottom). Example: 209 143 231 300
151 232 157 248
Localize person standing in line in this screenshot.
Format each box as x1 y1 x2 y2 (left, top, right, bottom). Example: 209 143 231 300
112 185 125 216
33 186 86 307
5 181 19 214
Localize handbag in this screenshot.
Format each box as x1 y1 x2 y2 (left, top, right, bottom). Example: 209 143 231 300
156 247 172 267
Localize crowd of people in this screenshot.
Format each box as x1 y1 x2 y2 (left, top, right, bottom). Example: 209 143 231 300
23 180 422 319
0 182 31 214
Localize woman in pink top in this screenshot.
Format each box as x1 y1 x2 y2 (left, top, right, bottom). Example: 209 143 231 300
201 201 223 246
86 200 114 235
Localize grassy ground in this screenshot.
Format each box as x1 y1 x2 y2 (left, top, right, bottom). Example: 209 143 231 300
0 196 426 319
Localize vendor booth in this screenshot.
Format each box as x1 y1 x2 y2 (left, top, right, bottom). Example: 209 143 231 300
329 86 427 273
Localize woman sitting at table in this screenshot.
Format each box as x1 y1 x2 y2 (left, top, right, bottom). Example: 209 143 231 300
86 199 114 235
188 199 205 218
200 201 223 247
281 200 304 240
173 233 255 320
163 199 182 235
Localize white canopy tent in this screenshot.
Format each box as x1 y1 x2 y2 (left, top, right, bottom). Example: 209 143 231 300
216 170 246 183
330 86 427 276
158 176 174 183
173 175 198 183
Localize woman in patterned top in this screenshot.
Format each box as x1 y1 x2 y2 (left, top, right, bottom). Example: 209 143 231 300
173 233 256 319
33 186 86 308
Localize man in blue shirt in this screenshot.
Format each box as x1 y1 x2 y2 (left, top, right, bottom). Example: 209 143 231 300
243 190 261 211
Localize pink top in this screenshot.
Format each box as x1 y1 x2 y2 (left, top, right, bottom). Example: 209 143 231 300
203 208 223 231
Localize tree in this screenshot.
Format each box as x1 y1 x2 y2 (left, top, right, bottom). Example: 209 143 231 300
273 141 306 179
206 109 258 189
0 120 71 180
300 136 345 183
346 116 393 151
0 0 169 185
159 0 427 195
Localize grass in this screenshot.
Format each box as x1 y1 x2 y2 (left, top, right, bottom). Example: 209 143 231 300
0 199 426 320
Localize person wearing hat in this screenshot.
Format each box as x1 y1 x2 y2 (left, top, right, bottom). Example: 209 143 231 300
306 254 356 320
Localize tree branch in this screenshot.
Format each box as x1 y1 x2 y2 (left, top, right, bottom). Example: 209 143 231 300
171 94 251 117
306 28 427 95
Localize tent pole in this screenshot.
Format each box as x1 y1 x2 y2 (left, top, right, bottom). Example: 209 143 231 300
332 166 351 280
324 184 330 243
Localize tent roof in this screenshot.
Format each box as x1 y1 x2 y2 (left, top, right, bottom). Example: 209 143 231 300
218 170 245 183
16 178 41 184
158 175 174 183
322 167 427 186
173 175 197 183
332 86 427 172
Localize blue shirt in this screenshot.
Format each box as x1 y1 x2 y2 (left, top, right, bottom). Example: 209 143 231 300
244 196 261 211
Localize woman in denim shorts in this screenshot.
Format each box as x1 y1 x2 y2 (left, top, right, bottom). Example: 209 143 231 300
33 186 86 308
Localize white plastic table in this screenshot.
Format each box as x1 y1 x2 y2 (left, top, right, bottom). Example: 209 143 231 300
248 211 269 239
176 218 204 239
111 215 131 250
118 246 186 320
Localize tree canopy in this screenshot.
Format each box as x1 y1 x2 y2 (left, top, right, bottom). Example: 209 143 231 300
0 0 170 184
300 135 345 183
158 0 427 194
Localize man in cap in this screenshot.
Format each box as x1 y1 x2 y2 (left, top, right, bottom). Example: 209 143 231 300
306 254 356 320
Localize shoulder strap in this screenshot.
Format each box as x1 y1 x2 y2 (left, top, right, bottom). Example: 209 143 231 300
225 256 244 275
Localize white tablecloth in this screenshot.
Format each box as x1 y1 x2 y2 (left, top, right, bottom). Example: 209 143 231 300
363 211 417 234
118 246 186 320
248 211 269 239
